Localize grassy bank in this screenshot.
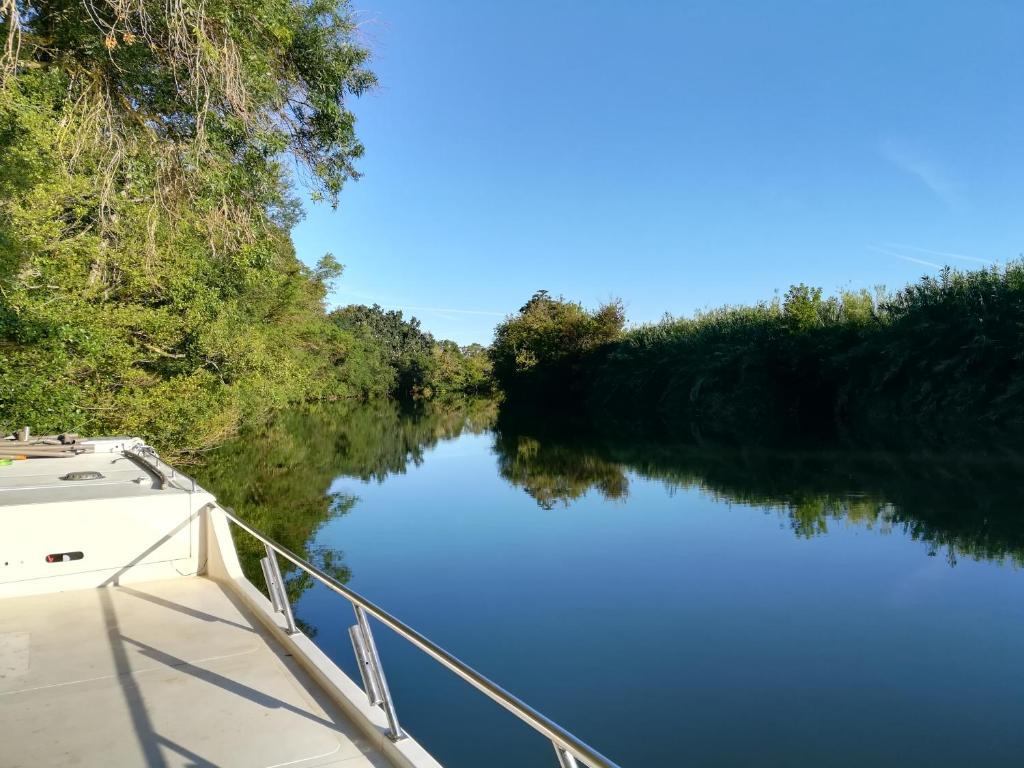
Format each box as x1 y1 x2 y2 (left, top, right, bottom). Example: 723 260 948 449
491 263 1024 443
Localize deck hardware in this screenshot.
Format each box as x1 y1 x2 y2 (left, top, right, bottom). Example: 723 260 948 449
260 545 297 635
349 623 384 705
350 605 404 741
554 744 581 768
45 551 84 563
60 471 105 481
222 507 619 767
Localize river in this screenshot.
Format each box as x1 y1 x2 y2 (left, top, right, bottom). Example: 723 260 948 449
193 398 1024 767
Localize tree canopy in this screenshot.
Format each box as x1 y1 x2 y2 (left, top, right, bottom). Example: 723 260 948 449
493 264 1024 443
330 304 494 398
0 1 494 451
0 0 484 452
489 291 625 394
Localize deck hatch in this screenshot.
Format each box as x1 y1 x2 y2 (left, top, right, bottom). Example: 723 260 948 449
60 471 105 481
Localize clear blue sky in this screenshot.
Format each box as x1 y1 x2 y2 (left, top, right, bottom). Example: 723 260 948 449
291 0 1024 345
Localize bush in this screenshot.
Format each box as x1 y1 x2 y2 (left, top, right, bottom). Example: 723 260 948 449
492 263 1024 443
490 291 624 394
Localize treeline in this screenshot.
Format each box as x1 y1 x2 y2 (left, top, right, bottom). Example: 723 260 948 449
329 304 493 400
491 263 1024 443
0 0 489 455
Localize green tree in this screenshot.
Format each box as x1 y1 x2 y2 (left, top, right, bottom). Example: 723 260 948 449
489 291 625 392
329 304 435 395
329 304 495 399
492 264 1024 442
0 0 378 452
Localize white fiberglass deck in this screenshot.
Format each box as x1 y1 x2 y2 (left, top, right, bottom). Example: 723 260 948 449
0 576 391 768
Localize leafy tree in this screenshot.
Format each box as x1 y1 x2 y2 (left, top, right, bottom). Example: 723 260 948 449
329 304 435 395
489 291 625 392
0 0 380 452
782 284 825 330
492 264 1024 442
432 341 493 395
329 304 495 398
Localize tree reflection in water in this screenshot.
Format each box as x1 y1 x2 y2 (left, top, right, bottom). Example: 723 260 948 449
193 397 499 618
196 394 1024 630
492 409 1024 568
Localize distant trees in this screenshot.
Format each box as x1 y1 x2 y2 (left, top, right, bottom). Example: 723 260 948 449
432 341 493 395
329 305 435 395
489 291 625 393
329 304 494 399
492 263 1024 442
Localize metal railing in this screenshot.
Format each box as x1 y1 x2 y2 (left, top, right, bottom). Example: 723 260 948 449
221 507 620 768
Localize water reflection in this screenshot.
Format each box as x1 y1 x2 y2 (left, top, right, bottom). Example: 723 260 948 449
492 410 1024 567
197 396 1024 600
194 398 1024 766
192 398 498 610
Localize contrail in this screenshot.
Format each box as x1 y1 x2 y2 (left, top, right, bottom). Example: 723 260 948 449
884 243 993 264
880 139 962 211
868 245 942 269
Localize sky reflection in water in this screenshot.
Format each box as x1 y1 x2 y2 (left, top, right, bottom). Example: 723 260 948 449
199 400 1024 767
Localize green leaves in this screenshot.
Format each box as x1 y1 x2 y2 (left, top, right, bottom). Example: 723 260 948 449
328 304 494 399
495 264 1024 442
0 0 382 454
490 293 624 393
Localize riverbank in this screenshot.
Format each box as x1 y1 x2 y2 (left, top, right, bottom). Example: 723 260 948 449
491 262 1024 445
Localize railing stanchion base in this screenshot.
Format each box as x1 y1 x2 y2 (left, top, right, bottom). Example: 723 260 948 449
352 604 404 741
554 743 581 768
261 544 298 635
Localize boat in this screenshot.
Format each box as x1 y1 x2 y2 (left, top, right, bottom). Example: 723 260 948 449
0 433 618 768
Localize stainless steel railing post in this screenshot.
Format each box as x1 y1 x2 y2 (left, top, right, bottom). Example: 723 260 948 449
260 544 298 635
351 604 404 741
554 743 581 768
221 507 619 767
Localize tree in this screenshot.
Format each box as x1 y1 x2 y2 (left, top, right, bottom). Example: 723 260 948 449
329 305 495 398
329 305 435 396
489 291 624 391
0 0 377 452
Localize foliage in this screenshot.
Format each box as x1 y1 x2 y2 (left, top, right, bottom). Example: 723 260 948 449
494 263 1024 442
431 341 493 396
329 304 433 395
0 0 385 453
330 304 494 399
489 290 624 396
0 1 493 452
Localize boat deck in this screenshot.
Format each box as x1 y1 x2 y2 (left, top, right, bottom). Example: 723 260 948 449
0 577 391 768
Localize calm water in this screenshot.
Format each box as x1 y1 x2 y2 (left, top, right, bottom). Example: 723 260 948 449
196 400 1024 767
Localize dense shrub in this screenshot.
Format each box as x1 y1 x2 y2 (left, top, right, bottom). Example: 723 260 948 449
490 291 624 396
494 263 1024 442
330 304 494 399
0 0 380 452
